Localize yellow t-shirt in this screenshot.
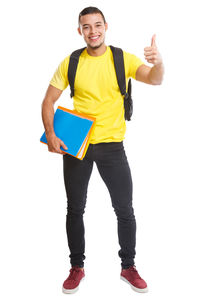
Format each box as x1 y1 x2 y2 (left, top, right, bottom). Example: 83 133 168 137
50 46 144 144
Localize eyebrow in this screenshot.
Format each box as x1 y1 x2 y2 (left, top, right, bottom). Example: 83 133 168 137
82 22 102 26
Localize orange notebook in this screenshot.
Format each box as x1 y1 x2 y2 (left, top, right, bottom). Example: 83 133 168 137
40 106 96 160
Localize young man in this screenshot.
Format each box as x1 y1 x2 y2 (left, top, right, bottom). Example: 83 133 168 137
41 6 164 294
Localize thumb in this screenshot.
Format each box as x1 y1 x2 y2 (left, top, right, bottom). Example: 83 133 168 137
151 34 156 47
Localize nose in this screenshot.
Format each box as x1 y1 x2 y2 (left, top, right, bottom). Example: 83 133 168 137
89 26 97 35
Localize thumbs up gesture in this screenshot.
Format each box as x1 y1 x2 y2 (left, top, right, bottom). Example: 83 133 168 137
144 34 162 65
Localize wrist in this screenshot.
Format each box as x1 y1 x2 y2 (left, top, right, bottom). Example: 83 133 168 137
46 131 56 138
154 60 164 67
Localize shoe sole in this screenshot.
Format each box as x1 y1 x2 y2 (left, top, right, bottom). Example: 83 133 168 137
120 276 148 293
62 277 85 294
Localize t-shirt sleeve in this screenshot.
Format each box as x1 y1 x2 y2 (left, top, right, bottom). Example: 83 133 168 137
123 51 145 80
49 55 70 90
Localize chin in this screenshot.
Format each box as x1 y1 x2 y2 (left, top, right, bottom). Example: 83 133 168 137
87 41 104 50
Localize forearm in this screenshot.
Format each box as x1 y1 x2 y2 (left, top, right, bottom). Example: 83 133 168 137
41 100 56 137
148 62 164 85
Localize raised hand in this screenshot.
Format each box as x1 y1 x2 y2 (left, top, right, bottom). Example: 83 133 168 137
144 34 162 65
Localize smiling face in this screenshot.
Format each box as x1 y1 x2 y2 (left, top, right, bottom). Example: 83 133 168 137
78 13 108 50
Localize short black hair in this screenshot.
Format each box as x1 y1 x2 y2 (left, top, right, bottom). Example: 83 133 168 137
78 6 106 26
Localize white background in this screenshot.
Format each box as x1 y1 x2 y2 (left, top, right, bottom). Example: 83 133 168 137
0 0 200 299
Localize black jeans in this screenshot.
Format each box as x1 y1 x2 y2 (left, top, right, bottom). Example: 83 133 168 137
63 141 136 269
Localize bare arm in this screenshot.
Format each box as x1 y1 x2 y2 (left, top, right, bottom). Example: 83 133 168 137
135 64 153 85
41 84 68 154
136 63 164 85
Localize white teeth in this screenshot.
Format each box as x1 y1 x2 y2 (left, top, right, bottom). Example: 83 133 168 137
90 36 99 40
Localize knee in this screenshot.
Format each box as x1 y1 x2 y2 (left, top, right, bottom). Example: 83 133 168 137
67 205 85 216
114 206 135 221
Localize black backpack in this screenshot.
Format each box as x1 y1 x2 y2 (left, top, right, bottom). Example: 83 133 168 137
67 45 133 121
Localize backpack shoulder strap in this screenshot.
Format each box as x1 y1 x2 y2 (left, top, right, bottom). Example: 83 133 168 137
109 45 127 96
68 47 86 97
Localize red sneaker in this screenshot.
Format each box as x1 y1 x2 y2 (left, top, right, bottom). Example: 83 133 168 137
62 266 85 294
120 265 148 293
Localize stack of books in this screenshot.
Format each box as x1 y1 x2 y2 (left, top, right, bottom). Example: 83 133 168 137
40 106 96 160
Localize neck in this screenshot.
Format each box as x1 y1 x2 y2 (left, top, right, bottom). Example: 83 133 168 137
86 44 107 57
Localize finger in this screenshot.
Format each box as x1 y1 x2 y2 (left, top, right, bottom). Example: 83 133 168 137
51 143 64 154
144 47 152 51
56 149 66 155
59 139 68 150
49 148 61 154
146 59 154 64
144 46 157 52
151 34 156 47
144 50 157 56
56 148 65 154
62 143 68 150
146 58 154 62
144 54 157 62
145 55 155 60
146 58 159 64
145 48 157 54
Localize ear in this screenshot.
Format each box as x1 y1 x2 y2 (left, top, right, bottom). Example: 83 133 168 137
77 27 82 36
105 22 108 31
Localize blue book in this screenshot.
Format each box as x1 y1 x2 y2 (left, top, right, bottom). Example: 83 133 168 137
40 106 96 160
